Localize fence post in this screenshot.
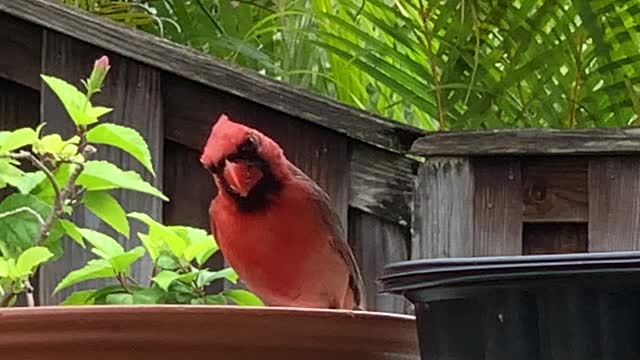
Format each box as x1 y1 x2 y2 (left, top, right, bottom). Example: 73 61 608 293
412 157 475 260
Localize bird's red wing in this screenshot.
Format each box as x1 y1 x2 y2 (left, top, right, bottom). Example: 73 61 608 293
286 162 366 310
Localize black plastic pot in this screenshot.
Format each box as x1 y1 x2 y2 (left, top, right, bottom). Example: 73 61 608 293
380 251 640 360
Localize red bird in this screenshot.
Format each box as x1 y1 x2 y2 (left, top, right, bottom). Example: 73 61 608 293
200 114 365 310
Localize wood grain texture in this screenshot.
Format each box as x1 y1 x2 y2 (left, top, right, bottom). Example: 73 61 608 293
588 157 640 252
38 31 163 305
0 77 39 130
350 142 417 226
163 74 350 228
411 128 640 156
0 13 41 89
523 223 588 255
412 157 474 259
522 157 588 222
472 157 522 256
0 0 425 153
348 209 411 314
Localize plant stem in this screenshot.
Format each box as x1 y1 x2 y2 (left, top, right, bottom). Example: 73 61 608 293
24 279 34 307
3 151 62 206
417 0 446 130
568 31 586 128
1 291 15 307
35 143 96 247
116 273 132 293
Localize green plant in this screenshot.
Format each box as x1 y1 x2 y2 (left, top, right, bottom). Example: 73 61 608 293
0 55 261 307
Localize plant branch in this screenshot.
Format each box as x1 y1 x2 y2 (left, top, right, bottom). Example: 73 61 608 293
24 279 34 307
116 273 132 293
3 151 62 205
35 143 96 246
1 290 15 307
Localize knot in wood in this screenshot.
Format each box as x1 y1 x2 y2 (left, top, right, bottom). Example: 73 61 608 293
529 182 547 202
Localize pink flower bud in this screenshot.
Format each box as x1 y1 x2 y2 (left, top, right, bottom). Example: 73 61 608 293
94 55 110 70
87 55 111 92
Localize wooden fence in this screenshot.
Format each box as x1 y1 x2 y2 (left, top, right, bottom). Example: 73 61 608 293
411 129 640 259
4 0 640 315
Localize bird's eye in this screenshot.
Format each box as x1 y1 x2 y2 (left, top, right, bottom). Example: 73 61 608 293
239 133 259 154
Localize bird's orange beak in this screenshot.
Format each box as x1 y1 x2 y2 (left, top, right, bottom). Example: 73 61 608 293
223 159 263 197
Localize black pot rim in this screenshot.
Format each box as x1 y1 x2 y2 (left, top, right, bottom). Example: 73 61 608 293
379 250 640 295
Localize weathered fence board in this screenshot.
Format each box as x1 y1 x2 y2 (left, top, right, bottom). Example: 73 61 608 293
522 157 588 223
412 157 474 259
588 157 640 251
349 209 410 313
38 30 162 305
349 142 416 226
473 157 522 256
411 128 640 155
0 13 41 90
0 77 39 130
523 223 587 255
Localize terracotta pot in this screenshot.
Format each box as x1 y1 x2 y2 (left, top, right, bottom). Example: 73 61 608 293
0 305 419 359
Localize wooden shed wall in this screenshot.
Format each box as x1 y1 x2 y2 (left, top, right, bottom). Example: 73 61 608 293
0 11 416 313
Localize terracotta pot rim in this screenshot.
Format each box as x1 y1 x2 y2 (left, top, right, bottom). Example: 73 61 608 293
0 304 416 321
0 304 420 358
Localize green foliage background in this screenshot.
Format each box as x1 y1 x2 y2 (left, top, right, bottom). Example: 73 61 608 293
64 0 640 131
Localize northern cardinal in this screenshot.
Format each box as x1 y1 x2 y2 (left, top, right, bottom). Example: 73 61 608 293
200 114 365 310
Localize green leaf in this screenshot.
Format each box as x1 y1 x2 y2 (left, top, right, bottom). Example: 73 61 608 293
204 294 226 305
128 212 187 257
155 252 179 270
105 293 134 305
0 128 38 153
0 194 51 258
13 171 47 194
183 237 217 266
60 219 84 247
91 285 128 304
54 259 115 293
60 289 97 305
196 267 238 288
77 161 168 201
133 286 166 304
41 75 100 126
138 233 160 261
15 246 53 277
78 228 124 258
176 271 198 284
86 123 156 176
109 246 145 273
0 160 26 191
85 106 113 119
83 191 130 237
0 258 9 277
152 270 180 291
31 163 71 203
32 134 80 159
222 289 264 306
